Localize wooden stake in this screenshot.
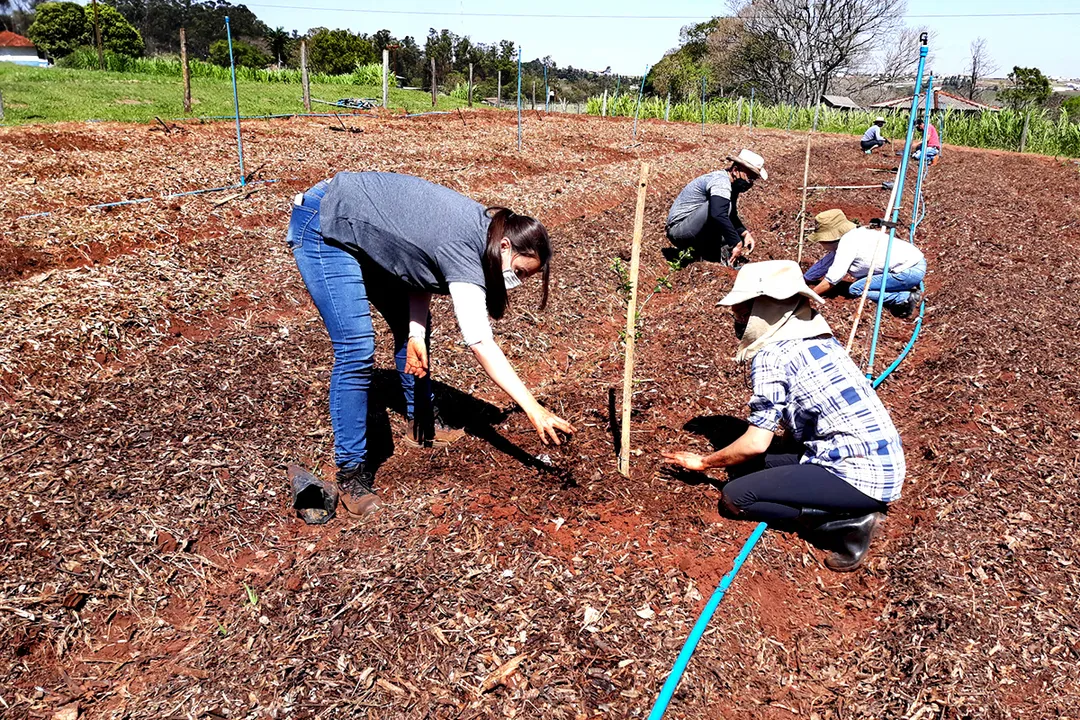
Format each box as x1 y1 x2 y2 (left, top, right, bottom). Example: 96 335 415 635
0 90 5 122
431 57 437 107
497 70 501 107
180 28 192 114
796 132 814 264
619 162 651 478
468 62 473 107
300 40 311 112
1020 109 1031 153
846 165 902 353
381 48 389 109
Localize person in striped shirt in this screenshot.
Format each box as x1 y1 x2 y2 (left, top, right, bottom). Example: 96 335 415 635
662 261 905 572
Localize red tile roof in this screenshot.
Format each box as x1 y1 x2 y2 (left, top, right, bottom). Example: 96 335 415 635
0 31 37 48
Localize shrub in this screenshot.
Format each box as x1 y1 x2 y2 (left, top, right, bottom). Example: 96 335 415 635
209 39 270 69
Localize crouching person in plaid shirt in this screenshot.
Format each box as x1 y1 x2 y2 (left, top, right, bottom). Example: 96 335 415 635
662 260 905 572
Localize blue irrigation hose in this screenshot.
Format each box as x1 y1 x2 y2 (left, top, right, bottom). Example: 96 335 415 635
872 300 924 388
516 47 523 150
866 38 928 380
647 522 768 720
14 179 279 220
224 16 246 186
632 64 649 140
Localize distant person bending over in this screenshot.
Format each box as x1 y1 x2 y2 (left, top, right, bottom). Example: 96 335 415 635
287 172 575 516
665 149 767 267
661 261 905 571
804 209 925 318
912 118 941 161
861 116 891 154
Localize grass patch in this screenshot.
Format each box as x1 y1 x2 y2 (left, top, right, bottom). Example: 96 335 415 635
0 63 469 125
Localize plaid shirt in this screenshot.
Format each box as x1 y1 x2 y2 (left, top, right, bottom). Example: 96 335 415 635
748 337 905 502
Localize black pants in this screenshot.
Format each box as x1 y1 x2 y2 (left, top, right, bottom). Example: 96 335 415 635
722 453 887 523
861 138 886 151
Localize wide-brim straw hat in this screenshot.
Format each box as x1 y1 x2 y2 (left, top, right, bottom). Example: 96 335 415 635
717 260 824 306
808 209 857 244
726 148 768 180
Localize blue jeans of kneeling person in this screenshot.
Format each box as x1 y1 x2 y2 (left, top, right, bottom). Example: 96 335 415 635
287 181 434 468
847 258 926 307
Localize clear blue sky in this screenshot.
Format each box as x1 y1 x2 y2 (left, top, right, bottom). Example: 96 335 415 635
238 0 1079 78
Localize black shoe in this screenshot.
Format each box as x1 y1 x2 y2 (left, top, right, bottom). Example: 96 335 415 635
403 408 466 448
336 464 381 517
905 287 924 318
816 512 883 572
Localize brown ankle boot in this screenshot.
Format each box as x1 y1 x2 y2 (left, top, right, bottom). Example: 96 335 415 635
336 464 381 517
402 411 466 449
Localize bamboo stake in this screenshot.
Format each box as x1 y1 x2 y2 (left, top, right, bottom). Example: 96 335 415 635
381 48 389 108
795 137 814 264
845 165 902 353
619 163 651 478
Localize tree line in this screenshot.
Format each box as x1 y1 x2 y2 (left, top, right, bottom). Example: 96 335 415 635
3 0 621 101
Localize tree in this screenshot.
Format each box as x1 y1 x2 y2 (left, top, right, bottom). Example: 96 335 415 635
265 26 290 65
208 38 268 68
95 3 143 57
999 66 1051 110
1062 95 1080 120
967 37 997 101
27 1 86 57
306 28 374 75
726 0 912 104
1 0 41 34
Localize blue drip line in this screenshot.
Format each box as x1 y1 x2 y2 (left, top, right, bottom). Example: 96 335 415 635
224 16 246 186
15 179 279 220
647 522 768 720
632 65 649 140
865 41 928 380
171 112 367 121
516 47 523 150
872 74 934 387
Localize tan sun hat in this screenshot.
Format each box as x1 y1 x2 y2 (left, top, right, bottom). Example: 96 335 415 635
726 148 768 180
717 260 824 306
808 209 857 244
875 116 886 124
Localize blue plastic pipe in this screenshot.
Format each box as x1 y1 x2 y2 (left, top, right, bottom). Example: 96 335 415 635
15 179 279 220
865 37 928 380
224 16 246 186
909 75 934 231
516 47 522 150
544 62 549 113
700 77 706 136
647 522 768 720
632 65 649 140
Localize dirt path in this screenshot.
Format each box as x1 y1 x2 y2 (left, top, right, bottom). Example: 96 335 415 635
1 111 1078 719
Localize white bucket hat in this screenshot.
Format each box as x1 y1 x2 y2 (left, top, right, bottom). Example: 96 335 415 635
717 260 824 306
727 148 768 180
874 116 886 123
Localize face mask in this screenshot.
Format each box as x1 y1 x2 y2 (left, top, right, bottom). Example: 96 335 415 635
732 178 754 193
734 319 748 339
503 269 522 290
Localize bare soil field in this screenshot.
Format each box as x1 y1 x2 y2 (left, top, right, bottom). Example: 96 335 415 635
2 110 1079 719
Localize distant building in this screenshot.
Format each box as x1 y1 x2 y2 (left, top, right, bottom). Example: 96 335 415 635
0 31 48 67
822 94 863 111
871 89 999 113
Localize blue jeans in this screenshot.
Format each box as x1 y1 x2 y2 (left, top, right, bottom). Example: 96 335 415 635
804 250 836 283
287 181 432 468
847 259 926 307
912 146 939 161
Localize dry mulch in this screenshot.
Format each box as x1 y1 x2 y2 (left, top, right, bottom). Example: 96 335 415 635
1 111 1078 719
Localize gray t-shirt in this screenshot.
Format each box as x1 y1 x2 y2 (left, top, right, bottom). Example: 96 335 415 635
666 171 732 227
319 172 490 293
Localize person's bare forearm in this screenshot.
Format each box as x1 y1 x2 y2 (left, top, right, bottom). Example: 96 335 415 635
813 279 834 295
470 339 542 416
701 434 766 469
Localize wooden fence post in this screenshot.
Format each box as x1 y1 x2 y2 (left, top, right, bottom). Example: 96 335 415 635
497 70 501 107
180 28 192 114
664 91 670 122
602 88 608 117
618 162 651 478
1020 109 1031 153
0 90 5 122
91 0 104 70
468 62 473 107
381 48 389 108
532 80 536 110
431 57 437 107
300 40 310 112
